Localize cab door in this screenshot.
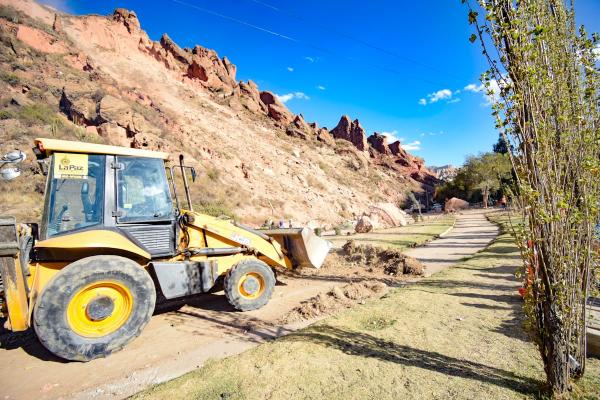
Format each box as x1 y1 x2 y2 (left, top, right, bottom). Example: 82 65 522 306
113 156 177 258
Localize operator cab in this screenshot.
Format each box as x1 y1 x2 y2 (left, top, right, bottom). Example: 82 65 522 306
36 139 178 258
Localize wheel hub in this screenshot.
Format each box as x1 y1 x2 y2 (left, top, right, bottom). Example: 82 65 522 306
86 296 115 321
242 276 260 295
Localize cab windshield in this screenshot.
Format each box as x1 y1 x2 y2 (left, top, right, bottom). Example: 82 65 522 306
42 153 105 238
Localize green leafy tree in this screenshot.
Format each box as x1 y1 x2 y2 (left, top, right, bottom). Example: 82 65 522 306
466 0 600 394
435 152 512 206
463 152 512 208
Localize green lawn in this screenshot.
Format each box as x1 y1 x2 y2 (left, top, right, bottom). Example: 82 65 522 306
326 215 455 250
134 215 600 400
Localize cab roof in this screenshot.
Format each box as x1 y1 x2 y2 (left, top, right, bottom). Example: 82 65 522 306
35 138 170 160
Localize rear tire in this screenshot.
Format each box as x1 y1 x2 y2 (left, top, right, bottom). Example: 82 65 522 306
224 259 275 311
33 255 155 361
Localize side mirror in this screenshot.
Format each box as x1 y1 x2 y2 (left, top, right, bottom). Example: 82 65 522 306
2 150 26 163
0 149 26 181
0 167 21 181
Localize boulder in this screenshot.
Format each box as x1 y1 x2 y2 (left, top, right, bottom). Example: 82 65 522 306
97 95 150 135
445 197 469 212
97 122 130 147
368 203 407 227
368 132 391 155
98 95 132 126
355 215 374 233
330 115 368 151
112 8 140 34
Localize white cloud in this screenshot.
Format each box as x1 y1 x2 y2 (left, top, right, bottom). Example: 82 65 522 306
447 98 461 104
317 85 326 90
464 83 484 92
464 80 502 105
381 130 400 142
593 44 600 61
428 89 453 103
419 89 458 105
276 92 310 103
287 66 294 72
402 140 421 151
305 56 315 63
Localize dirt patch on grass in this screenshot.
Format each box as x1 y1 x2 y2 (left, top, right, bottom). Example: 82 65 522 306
281 280 388 324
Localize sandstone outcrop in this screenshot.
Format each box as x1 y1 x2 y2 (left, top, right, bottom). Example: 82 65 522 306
286 114 313 140
367 132 391 155
317 128 335 146
260 91 293 125
59 90 96 125
112 8 140 34
330 115 368 151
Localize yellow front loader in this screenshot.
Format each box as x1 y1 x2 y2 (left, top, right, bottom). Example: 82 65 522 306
0 138 330 361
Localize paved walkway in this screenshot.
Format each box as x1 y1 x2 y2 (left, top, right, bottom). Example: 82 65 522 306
403 209 499 276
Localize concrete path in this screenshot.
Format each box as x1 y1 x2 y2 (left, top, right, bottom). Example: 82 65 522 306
403 209 499 276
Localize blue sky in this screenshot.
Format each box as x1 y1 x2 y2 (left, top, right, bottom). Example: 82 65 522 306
45 0 600 166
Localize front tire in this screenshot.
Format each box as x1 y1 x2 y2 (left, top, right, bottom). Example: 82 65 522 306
33 255 156 361
224 259 275 311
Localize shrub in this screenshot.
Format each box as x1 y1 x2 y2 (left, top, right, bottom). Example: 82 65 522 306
195 201 237 220
0 108 15 120
0 5 19 23
18 103 56 126
206 167 220 181
1 71 20 86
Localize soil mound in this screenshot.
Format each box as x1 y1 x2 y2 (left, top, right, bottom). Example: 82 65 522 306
281 280 388 324
340 240 425 276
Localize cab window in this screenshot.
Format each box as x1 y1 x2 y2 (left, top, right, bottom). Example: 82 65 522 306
44 154 105 238
116 157 173 223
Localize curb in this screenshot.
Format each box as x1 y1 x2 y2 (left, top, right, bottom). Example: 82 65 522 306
438 217 457 238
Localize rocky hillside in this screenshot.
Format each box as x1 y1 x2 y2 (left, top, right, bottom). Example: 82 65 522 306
0 0 437 227
430 165 458 182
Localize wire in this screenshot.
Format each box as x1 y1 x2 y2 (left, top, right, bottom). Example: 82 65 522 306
170 0 298 42
247 0 461 80
168 0 446 85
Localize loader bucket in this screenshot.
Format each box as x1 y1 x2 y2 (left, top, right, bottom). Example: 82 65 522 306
263 227 331 269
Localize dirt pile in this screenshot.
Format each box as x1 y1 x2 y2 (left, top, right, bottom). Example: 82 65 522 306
341 240 425 276
281 280 388 324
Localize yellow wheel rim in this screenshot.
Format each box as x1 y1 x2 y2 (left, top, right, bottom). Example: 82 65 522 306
237 272 265 300
66 281 134 338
